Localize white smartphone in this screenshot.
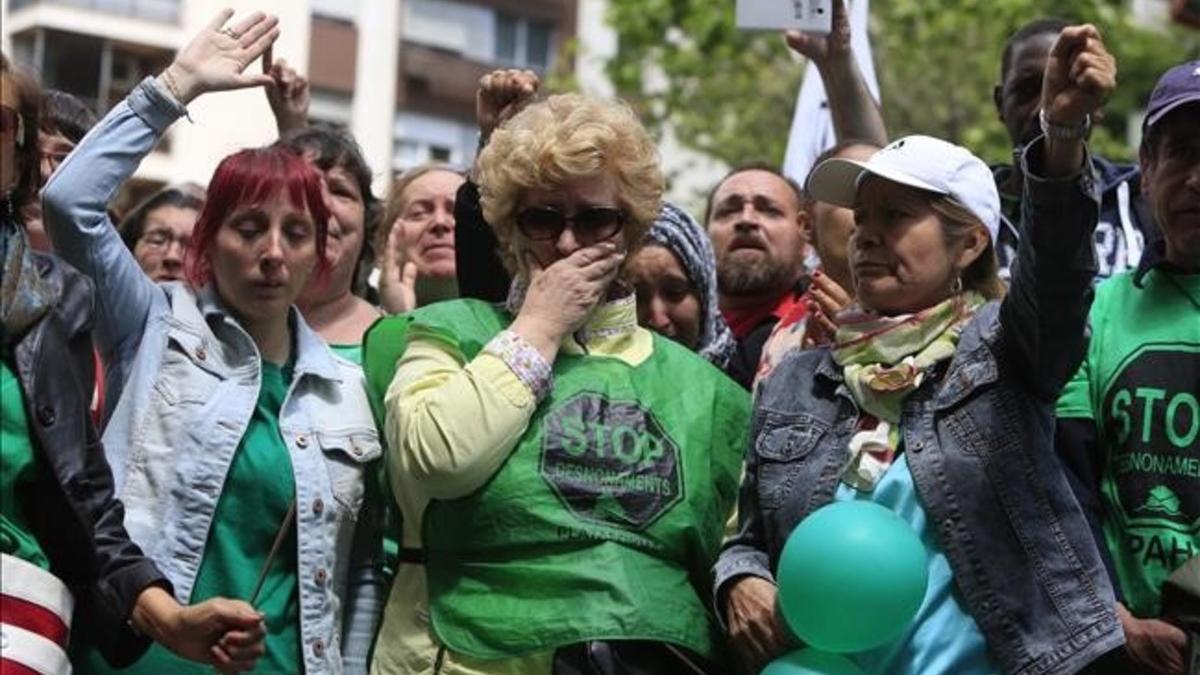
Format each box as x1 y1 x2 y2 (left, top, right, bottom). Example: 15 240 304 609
735 0 833 34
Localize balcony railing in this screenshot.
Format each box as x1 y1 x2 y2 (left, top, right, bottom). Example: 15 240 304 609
9 0 180 24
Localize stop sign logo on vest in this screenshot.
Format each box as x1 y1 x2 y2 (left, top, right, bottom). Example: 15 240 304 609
540 392 683 531
1102 345 1199 538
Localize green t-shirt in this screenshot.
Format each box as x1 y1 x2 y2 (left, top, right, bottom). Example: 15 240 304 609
330 343 363 366
81 361 301 674
1057 268 1200 617
0 358 50 570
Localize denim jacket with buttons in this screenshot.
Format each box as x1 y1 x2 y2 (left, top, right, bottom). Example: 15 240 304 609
42 78 383 675
715 140 1125 675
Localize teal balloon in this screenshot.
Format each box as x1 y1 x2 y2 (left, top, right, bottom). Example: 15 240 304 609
776 500 929 653
760 648 865 675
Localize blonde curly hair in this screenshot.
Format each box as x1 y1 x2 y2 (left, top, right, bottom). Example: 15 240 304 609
475 93 664 276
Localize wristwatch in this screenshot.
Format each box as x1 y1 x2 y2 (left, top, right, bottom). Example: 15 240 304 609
1039 108 1091 140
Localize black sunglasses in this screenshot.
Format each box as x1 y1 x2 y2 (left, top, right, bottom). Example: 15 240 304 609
516 206 625 243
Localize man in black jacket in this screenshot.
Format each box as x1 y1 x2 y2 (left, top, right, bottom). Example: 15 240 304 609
992 17 1159 283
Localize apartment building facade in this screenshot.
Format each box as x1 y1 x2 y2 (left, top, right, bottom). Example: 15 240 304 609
0 0 580 201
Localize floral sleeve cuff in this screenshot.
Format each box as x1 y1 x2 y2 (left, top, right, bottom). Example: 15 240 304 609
484 330 553 402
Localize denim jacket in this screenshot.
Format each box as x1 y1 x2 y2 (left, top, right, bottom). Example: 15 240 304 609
41 78 383 674
715 139 1125 675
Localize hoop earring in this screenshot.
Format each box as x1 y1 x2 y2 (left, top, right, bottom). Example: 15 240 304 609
950 275 964 295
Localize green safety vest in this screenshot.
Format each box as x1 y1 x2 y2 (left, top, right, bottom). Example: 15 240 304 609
364 299 749 660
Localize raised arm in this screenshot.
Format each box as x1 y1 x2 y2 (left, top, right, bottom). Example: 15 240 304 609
387 243 623 499
784 0 888 147
40 80 181 361
1000 24 1116 400
42 10 280 366
474 68 539 169
264 55 310 137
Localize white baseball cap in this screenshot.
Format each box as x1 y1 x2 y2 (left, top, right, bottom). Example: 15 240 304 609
805 135 1000 244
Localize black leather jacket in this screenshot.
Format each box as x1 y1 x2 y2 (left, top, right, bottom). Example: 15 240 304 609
7 247 168 665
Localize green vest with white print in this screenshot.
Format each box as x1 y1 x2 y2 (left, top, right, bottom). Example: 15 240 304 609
364 298 749 660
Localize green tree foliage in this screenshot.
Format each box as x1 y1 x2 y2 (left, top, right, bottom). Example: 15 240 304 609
607 0 1198 167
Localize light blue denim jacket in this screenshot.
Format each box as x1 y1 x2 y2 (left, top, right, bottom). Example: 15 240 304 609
41 77 383 674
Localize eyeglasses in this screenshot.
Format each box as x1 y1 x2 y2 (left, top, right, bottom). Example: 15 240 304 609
0 105 25 146
40 150 70 172
515 206 625 243
40 140 74 171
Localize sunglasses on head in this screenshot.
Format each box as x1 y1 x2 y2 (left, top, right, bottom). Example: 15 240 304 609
0 105 25 146
515 206 625 243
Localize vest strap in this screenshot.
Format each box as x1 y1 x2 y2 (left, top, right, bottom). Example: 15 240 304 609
398 547 426 565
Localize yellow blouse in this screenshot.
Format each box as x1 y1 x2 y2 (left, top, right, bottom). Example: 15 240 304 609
371 297 652 675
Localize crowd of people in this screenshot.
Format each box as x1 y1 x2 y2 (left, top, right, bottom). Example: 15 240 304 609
0 2 1196 674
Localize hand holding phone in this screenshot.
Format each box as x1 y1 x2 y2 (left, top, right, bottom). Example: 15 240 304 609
736 0 833 34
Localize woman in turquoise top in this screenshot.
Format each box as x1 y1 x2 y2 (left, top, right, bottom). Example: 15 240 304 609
717 26 1123 675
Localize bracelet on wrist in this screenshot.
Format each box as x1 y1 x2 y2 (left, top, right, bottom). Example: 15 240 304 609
1039 108 1091 141
158 69 184 102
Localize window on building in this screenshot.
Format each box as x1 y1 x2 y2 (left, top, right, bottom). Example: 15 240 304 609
41 30 104 112
494 12 553 70
106 44 173 110
525 22 552 70
9 0 180 23
22 29 174 151
392 112 477 172
404 0 494 62
23 30 172 115
496 14 518 63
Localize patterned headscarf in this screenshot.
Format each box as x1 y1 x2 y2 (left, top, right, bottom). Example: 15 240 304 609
645 202 737 369
1 213 55 347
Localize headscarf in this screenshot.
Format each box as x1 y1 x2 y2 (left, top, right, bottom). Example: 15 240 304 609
645 202 737 369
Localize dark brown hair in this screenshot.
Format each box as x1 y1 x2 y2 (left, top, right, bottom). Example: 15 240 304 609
39 89 97 144
1 52 42 211
704 162 805 224
119 183 206 250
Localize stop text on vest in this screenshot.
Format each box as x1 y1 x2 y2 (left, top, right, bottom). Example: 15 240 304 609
558 416 668 466
1110 388 1199 449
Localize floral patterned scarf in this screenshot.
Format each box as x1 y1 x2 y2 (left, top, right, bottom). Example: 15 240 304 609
831 291 983 489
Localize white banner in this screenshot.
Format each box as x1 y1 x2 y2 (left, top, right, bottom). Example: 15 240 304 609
781 0 880 186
